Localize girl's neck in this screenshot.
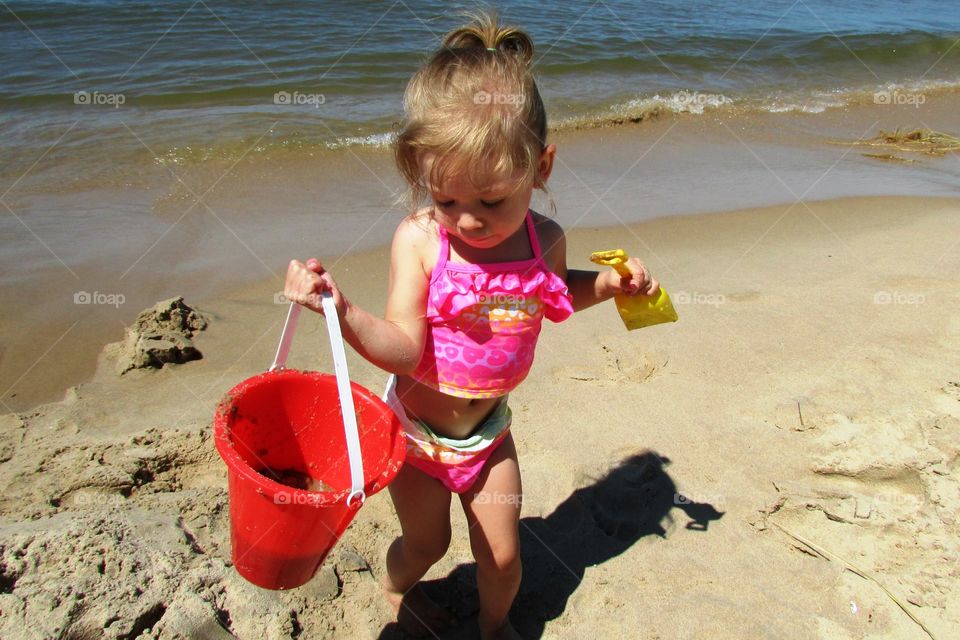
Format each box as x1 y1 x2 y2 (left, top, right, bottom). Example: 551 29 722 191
444 214 535 265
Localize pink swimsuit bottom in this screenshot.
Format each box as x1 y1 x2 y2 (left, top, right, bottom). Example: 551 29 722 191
381 374 511 493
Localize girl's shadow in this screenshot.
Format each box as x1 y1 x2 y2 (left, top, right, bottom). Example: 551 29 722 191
378 451 723 639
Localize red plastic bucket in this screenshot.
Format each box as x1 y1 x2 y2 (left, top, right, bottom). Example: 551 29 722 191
213 368 406 590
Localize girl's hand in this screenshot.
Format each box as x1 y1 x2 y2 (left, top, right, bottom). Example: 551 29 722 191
608 257 659 297
283 258 348 316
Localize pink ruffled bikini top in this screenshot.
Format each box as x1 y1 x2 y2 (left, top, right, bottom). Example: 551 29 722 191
410 210 574 398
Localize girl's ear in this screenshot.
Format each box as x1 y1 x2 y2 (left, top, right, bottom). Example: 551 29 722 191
536 144 557 188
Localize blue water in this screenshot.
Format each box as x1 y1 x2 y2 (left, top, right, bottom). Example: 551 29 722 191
2 1 958 104
0 0 958 177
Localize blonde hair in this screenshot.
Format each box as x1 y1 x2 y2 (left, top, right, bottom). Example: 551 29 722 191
395 11 549 208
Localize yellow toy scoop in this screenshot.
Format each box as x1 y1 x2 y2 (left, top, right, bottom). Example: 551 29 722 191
590 249 678 331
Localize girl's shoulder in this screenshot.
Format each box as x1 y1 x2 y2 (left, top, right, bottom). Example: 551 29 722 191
395 208 440 248
530 210 563 242
529 210 566 273
392 208 441 277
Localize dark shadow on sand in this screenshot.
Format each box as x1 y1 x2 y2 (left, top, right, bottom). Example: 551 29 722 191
377 451 724 639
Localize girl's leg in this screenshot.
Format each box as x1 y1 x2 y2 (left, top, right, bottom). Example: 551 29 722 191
459 433 524 640
384 462 457 634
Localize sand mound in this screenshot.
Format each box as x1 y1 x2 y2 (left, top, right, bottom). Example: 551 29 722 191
105 297 209 375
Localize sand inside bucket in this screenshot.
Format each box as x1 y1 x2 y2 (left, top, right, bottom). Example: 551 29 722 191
257 467 333 492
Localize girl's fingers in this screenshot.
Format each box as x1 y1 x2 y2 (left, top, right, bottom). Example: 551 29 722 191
283 258 333 311
645 277 660 296
624 264 646 293
619 261 658 296
634 268 646 289
283 258 346 315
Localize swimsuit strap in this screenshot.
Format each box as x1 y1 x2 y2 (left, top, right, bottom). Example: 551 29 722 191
433 209 540 278
433 221 450 280
525 209 544 261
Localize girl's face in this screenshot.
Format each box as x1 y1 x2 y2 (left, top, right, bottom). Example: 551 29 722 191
423 146 555 249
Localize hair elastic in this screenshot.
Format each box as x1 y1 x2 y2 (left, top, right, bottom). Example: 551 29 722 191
486 47 497 52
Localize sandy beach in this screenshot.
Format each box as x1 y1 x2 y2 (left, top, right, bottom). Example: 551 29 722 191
1 193 957 639
2 4 959 635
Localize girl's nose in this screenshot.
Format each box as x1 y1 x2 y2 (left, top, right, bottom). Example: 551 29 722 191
457 212 484 232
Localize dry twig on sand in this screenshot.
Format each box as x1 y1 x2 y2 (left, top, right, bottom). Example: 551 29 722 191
772 522 938 640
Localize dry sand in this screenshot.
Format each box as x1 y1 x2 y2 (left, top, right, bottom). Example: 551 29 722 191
1 195 958 639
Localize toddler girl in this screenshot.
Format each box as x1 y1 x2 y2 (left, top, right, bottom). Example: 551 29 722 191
284 12 658 639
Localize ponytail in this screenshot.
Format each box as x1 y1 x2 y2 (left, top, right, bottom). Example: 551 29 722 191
441 11 534 66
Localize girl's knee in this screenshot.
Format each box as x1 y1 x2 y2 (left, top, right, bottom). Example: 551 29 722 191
401 528 452 565
473 538 521 576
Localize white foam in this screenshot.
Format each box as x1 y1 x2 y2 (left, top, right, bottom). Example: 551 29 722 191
624 91 735 115
327 132 396 149
761 79 960 113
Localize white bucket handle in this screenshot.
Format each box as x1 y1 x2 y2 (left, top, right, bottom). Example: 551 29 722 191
270 297 366 506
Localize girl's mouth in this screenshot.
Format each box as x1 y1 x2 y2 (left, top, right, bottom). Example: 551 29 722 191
463 234 495 245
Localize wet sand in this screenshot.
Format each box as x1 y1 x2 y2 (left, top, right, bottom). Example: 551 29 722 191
3 93 960 411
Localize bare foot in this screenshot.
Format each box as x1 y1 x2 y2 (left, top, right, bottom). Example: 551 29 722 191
481 618 523 640
384 582 457 637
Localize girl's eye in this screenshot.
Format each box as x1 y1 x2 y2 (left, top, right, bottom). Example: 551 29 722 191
481 199 504 208
436 200 454 208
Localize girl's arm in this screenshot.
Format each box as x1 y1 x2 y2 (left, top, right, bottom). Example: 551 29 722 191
284 218 428 374
536 216 658 312
565 268 618 312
